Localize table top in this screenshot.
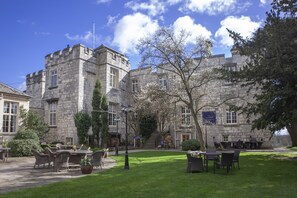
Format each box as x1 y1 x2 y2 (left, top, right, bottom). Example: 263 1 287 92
0 147 11 151
56 149 92 155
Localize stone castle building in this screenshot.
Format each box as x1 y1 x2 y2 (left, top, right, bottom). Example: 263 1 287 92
26 44 271 148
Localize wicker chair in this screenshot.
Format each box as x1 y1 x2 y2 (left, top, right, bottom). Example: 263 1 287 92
232 149 241 169
214 152 234 174
186 153 204 173
54 151 71 172
92 151 104 169
44 147 55 164
32 150 51 168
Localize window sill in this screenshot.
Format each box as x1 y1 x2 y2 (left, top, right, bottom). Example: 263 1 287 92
224 124 239 126
0 132 17 135
48 86 58 90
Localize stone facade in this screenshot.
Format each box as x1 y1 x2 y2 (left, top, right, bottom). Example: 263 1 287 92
26 44 130 145
129 50 271 148
26 44 271 148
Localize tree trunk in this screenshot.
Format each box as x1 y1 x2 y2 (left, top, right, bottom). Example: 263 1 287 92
286 122 297 147
192 113 205 151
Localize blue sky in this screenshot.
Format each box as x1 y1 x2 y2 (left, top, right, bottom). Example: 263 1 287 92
0 0 272 91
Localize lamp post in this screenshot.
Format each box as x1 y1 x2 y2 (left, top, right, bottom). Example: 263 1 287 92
114 116 121 156
122 106 132 170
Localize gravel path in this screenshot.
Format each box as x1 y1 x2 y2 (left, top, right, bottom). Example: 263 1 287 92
0 156 116 194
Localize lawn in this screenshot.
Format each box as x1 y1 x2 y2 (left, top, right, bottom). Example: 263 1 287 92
1 151 297 198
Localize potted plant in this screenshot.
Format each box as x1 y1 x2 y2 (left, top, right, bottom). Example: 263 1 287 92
80 155 93 174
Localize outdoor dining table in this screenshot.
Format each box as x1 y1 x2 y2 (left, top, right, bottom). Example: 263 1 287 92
56 149 93 164
201 151 234 172
0 147 11 162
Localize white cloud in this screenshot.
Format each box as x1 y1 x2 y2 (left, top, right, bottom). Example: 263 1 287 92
125 0 166 16
173 16 212 44
17 81 26 91
112 13 159 54
180 0 249 15
181 0 236 15
96 0 111 4
167 0 183 6
260 0 266 4
214 16 261 47
65 31 100 46
107 15 119 27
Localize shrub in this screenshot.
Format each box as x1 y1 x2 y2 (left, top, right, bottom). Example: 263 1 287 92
9 139 42 157
182 139 200 151
9 128 42 156
14 128 39 141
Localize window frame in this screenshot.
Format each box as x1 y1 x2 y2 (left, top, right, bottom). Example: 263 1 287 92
181 106 191 125
49 101 57 126
159 77 167 89
2 101 18 133
109 68 117 88
50 69 58 87
226 110 237 124
132 79 138 92
108 103 117 126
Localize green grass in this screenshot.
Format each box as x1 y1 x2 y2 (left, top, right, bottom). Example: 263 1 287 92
1 151 297 198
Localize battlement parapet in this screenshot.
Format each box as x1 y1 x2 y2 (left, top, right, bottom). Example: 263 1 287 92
26 70 45 85
45 44 95 66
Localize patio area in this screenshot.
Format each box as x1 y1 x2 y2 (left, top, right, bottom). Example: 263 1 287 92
0 156 116 194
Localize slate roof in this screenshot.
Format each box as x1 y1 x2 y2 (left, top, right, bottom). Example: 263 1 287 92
0 82 30 98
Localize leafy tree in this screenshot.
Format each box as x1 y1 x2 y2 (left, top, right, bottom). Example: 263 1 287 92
19 108 49 140
138 27 214 151
220 0 297 146
74 111 91 144
91 80 108 147
139 114 158 140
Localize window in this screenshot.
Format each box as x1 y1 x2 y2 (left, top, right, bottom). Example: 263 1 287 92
182 134 190 142
224 64 237 84
110 68 117 88
132 79 138 92
112 53 116 60
51 69 57 87
159 77 167 89
223 135 229 142
109 103 117 126
2 101 18 132
226 110 237 124
49 102 57 126
181 106 191 125
66 137 73 145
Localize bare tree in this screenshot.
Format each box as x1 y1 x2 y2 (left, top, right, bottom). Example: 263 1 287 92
134 83 176 136
138 27 214 151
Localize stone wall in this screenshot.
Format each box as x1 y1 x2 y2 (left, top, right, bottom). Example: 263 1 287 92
130 52 271 148
27 44 130 144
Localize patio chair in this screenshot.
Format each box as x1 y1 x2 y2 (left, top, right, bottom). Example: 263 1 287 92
214 142 222 149
44 147 55 164
54 151 71 172
92 151 104 169
186 153 204 173
214 152 234 174
32 149 51 168
235 140 244 149
233 149 240 169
